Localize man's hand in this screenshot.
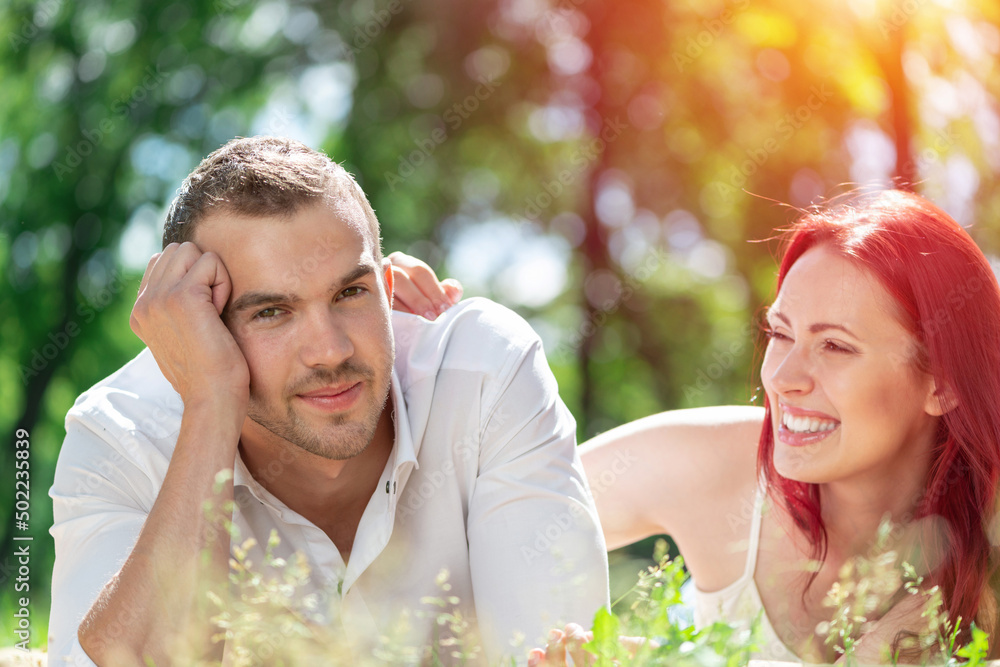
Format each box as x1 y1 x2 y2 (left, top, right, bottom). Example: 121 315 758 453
130 242 250 406
78 242 247 665
387 251 463 320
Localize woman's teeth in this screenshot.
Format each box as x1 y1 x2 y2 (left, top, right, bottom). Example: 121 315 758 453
781 413 838 434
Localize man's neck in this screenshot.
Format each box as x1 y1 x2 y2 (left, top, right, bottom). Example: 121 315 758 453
237 406 396 558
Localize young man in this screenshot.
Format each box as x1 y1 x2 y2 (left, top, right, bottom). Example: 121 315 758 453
48 137 609 666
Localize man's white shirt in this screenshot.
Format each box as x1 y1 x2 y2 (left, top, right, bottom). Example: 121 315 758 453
48 298 610 665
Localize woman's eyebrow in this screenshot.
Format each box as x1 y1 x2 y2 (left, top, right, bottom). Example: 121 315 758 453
768 309 859 337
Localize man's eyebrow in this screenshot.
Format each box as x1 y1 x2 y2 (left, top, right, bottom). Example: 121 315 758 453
225 263 379 318
767 309 859 337
335 263 377 291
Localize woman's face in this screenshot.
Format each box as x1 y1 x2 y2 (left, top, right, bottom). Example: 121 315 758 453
761 244 943 486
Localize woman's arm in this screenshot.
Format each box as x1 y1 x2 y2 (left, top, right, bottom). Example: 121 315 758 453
580 406 765 553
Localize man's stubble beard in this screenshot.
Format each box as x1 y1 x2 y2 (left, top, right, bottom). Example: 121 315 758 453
247 357 394 461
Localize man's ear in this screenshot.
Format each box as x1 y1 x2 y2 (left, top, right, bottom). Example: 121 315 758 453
381 257 394 309
925 377 958 416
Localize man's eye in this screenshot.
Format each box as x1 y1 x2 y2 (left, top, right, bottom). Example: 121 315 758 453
254 307 281 319
339 286 365 300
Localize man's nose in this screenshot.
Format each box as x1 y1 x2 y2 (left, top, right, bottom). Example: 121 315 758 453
299 308 354 368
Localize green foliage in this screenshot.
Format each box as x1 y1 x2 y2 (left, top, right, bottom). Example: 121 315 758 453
955 625 992 666
4 0 1000 650
584 535 992 667
66 519 994 665
588 549 758 667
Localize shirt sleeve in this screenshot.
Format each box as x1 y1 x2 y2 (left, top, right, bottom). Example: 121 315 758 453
48 418 154 667
466 329 610 663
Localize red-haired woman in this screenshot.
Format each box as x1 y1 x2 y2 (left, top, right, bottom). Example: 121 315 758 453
391 189 1000 664
538 190 1000 664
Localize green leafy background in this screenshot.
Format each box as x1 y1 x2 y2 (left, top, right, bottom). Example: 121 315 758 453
2 0 999 648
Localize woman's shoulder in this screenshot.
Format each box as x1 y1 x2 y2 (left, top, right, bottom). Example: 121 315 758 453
578 405 763 555
580 406 764 463
616 407 764 590
607 405 764 495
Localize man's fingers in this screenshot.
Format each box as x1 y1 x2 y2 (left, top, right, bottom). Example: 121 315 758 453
137 252 162 296
133 245 232 340
182 251 233 315
143 242 193 293
132 249 173 338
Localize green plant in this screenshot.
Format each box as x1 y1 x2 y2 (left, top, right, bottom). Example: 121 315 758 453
188 510 992 665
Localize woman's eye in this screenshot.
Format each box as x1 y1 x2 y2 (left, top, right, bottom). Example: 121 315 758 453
763 328 790 342
824 340 854 353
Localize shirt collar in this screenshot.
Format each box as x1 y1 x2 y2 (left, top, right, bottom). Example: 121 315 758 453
233 369 416 505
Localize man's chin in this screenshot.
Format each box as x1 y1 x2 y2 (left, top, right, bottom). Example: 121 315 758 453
249 413 375 461
296 427 374 461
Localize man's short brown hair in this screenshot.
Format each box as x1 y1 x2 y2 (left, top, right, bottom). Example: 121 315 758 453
162 136 382 260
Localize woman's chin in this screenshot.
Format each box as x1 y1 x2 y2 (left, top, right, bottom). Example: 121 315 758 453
772 448 826 484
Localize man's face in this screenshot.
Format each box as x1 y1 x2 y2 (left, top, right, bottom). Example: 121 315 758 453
195 199 395 460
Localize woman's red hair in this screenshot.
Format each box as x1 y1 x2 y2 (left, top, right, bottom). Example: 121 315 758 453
757 190 1000 645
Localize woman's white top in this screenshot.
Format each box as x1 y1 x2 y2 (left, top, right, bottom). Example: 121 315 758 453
690 486 804 662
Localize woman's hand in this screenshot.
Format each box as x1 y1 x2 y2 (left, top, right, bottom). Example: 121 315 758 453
527 624 655 666
528 624 594 667
387 251 463 320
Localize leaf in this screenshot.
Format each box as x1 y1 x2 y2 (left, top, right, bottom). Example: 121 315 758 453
585 607 621 666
